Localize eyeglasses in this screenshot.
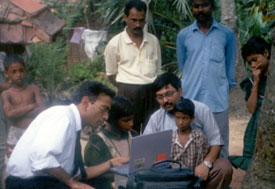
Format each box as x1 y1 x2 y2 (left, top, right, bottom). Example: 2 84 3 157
93 103 110 114
156 90 176 101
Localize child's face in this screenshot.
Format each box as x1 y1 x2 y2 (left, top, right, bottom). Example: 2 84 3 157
175 112 194 132
5 62 26 87
117 115 134 132
246 50 269 72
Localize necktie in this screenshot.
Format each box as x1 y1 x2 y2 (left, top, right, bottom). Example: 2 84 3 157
72 131 87 179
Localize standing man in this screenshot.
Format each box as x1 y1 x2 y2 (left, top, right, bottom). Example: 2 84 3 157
144 73 233 189
104 0 161 133
6 81 128 189
176 0 236 158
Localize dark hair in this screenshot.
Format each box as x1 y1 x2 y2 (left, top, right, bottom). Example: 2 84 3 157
190 0 216 10
175 98 195 118
108 96 134 126
242 36 271 60
124 0 147 16
4 54 25 71
153 72 181 93
72 81 115 104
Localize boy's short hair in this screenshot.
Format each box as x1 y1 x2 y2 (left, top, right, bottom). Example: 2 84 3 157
4 54 25 71
241 36 271 60
72 81 115 104
153 72 181 93
124 0 147 16
108 96 134 126
175 98 195 118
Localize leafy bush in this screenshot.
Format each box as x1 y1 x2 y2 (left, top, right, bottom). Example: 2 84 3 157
26 38 67 104
236 0 274 44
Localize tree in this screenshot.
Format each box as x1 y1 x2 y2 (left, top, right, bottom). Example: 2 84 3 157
242 28 275 188
220 0 248 116
220 0 245 83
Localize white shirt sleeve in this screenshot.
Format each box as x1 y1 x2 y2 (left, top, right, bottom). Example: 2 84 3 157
143 116 156 135
104 38 119 76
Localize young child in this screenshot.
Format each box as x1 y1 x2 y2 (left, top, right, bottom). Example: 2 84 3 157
229 36 270 170
171 98 209 168
1 54 44 156
84 96 138 189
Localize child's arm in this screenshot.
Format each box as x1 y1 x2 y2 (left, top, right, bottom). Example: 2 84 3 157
1 91 36 119
25 85 45 117
247 66 261 114
0 82 11 93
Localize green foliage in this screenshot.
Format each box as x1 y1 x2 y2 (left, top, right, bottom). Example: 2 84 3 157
93 0 126 27
26 38 67 104
65 57 115 99
67 55 105 83
236 0 274 44
150 0 193 72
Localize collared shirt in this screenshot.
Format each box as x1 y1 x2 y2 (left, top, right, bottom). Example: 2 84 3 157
104 28 161 84
177 20 237 112
144 100 223 146
171 130 209 168
6 104 82 178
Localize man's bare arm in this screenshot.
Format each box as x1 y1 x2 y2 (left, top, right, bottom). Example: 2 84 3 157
46 167 94 189
194 145 221 180
107 75 117 87
1 91 36 119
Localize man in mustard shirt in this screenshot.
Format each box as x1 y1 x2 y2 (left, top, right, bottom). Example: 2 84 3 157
104 0 161 133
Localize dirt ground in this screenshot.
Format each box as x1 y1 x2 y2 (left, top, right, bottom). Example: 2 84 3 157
229 117 248 188
81 116 249 188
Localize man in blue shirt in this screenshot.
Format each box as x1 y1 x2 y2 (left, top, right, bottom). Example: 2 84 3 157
177 0 236 158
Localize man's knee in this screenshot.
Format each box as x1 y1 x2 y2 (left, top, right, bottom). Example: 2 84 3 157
206 158 233 189
213 158 233 178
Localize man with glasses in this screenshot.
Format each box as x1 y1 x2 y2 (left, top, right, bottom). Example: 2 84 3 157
104 0 161 133
6 81 129 189
144 73 232 189
176 0 236 158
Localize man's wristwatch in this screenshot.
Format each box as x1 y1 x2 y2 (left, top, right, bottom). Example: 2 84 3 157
203 161 213 169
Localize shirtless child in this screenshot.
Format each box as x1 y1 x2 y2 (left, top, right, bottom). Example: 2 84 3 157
1 54 44 156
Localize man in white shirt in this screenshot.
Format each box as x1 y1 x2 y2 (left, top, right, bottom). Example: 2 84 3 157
104 0 161 133
144 73 232 189
6 81 129 189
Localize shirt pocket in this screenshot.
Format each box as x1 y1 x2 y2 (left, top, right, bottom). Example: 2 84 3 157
210 41 225 63
142 59 157 78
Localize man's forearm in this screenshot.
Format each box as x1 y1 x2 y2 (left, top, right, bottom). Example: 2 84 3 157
46 167 73 186
46 167 94 189
204 145 221 163
107 75 117 87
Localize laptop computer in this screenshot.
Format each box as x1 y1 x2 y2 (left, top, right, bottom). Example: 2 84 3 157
110 129 173 176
